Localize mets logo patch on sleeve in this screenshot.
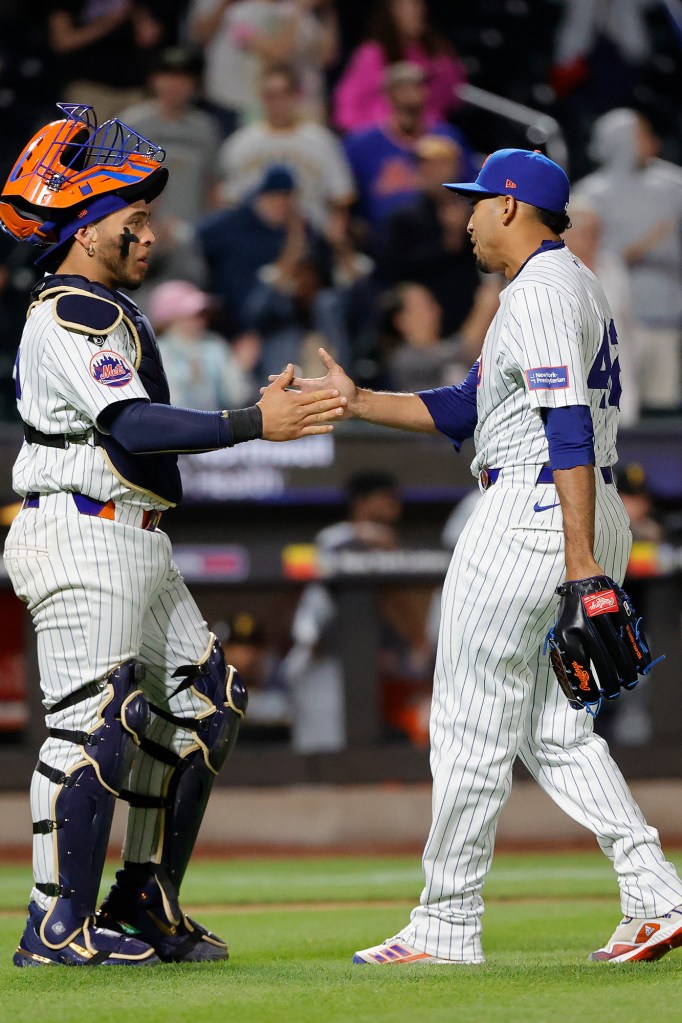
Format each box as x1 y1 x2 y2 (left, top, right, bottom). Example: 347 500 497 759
89 350 133 387
582 590 619 617
526 366 569 390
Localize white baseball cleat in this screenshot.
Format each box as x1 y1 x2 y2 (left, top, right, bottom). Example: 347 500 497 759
353 936 483 965
590 907 682 962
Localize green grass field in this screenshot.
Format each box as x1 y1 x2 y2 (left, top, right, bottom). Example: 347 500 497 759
0 851 680 1023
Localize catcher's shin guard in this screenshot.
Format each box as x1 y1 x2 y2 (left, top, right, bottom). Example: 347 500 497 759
99 639 246 961
139 638 247 888
34 660 150 948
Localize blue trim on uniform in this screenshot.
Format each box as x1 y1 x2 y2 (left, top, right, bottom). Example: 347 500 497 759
511 239 565 282
417 361 479 449
484 466 612 487
72 493 109 516
541 404 595 470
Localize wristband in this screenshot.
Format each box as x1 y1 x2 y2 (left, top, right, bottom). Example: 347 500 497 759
221 405 263 445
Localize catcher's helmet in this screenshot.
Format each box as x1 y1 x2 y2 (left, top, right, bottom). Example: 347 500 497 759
0 103 168 261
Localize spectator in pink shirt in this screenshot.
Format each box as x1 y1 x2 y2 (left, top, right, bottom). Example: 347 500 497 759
332 0 466 134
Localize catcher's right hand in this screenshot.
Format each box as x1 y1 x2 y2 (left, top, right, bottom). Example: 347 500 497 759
545 575 663 716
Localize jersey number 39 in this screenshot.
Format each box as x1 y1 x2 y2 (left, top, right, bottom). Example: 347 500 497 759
587 320 621 409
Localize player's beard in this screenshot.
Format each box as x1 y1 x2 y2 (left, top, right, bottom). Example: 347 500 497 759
474 252 493 274
97 236 147 291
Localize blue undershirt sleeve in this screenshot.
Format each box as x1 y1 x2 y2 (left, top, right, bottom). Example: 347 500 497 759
417 361 479 450
541 404 595 470
104 399 262 453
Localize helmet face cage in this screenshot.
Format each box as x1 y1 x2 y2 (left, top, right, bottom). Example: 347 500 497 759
11 104 166 193
0 103 167 245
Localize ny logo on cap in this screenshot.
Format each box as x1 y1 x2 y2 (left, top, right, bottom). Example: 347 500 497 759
505 179 517 188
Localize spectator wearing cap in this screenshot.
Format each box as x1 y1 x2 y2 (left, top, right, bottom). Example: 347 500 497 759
219 611 291 743
217 64 355 233
598 462 663 748
616 463 664 544
380 134 485 336
197 163 329 336
116 46 224 302
147 279 258 410
343 62 472 243
332 0 466 134
119 46 223 229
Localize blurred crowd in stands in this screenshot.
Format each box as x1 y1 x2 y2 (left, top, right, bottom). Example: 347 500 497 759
1 0 681 753
1 0 682 424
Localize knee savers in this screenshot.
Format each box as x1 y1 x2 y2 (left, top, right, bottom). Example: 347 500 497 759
173 638 248 774
144 638 248 887
35 660 149 944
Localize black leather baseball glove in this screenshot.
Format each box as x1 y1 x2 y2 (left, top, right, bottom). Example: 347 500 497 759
545 575 663 716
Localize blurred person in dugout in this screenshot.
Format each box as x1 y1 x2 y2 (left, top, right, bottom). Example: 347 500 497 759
573 109 682 414
188 0 339 133
332 0 466 134
281 471 432 752
597 464 666 748
217 63 356 233
147 279 259 409
217 612 291 743
46 0 165 123
381 135 483 336
567 197 638 425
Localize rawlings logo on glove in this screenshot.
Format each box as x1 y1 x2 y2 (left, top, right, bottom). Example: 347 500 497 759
582 590 619 616
545 575 664 716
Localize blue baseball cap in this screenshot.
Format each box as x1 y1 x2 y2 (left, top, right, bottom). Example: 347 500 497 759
443 148 570 213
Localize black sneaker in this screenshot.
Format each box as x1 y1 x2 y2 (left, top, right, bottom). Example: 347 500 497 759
97 865 228 963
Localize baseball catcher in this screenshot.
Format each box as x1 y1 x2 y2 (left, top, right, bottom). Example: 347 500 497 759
546 575 662 716
0 103 343 967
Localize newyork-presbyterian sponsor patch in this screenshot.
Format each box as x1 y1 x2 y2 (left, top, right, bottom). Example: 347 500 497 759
526 366 569 390
89 350 133 387
582 590 619 617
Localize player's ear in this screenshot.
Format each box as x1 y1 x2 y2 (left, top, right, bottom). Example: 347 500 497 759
73 225 97 254
72 227 90 251
500 195 517 225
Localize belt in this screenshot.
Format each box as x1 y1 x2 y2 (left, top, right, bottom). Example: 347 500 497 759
22 492 163 531
23 424 100 448
480 466 613 490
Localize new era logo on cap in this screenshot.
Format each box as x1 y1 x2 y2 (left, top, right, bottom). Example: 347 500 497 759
443 149 570 213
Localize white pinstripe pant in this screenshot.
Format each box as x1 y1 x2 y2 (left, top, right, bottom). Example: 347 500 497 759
4 506 212 910
399 473 682 962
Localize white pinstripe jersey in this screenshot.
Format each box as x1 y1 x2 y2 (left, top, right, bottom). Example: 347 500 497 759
472 243 621 477
12 290 163 509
